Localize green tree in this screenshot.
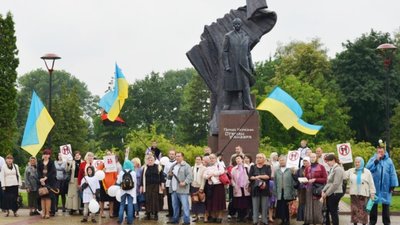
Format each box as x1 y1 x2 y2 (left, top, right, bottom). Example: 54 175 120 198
274 39 332 88
51 86 89 153
0 12 19 156
123 68 195 138
17 69 96 129
332 30 400 144
255 40 352 147
176 75 210 145
390 105 400 147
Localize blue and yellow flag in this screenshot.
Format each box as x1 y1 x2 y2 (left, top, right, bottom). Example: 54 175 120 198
21 91 55 156
99 64 129 121
257 86 322 135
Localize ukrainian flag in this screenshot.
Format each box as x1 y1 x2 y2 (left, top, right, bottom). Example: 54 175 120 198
21 91 55 156
99 64 129 121
257 86 322 135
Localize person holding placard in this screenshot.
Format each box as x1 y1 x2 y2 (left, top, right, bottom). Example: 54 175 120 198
304 153 327 225
294 156 310 223
366 146 398 225
66 151 82 215
344 156 375 225
55 153 68 212
96 150 118 218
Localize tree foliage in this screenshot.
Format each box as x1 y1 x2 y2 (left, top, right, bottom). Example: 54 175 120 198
50 86 89 153
122 69 195 138
176 75 210 145
332 30 400 144
255 40 352 147
17 69 96 126
0 12 19 156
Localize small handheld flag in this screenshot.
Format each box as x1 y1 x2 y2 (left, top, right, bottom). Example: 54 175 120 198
21 91 55 156
257 86 322 135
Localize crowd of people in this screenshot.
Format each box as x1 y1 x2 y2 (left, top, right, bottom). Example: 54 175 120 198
0 140 398 225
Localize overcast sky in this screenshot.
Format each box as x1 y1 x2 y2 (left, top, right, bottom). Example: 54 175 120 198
1 0 399 96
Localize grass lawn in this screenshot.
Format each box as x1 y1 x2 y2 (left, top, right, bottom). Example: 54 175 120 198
342 195 400 212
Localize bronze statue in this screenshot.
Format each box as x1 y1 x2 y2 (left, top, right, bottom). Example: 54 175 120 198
187 0 277 135
222 18 255 110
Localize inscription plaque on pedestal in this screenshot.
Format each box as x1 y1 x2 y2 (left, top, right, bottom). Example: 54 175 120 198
217 110 259 164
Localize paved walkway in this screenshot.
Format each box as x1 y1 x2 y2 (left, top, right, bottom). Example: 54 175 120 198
0 208 399 225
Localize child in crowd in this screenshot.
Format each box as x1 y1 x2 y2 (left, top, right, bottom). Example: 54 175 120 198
81 166 100 223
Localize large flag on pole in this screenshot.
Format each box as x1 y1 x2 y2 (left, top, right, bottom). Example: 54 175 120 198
21 91 55 156
257 86 322 135
99 63 129 121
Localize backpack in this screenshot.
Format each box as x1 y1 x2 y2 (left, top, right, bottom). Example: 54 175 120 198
121 170 134 190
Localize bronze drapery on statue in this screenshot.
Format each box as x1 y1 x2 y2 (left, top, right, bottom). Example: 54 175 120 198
186 0 277 135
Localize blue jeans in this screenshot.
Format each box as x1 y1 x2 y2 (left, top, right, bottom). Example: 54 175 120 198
119 194 134 225
171 192 190 224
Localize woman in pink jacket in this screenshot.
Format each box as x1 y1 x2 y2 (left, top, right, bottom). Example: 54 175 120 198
230 155 251 222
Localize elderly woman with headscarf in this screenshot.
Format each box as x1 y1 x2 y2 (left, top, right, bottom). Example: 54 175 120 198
117 160 136 225
344 157 376 225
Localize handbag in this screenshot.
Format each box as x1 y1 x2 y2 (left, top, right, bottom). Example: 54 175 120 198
198 191 206 202
137 193 145 204
312 183 324 196
191 192 200 203
38 186 49 196
217 164 230 185
17 194 23 209
219 173 231 185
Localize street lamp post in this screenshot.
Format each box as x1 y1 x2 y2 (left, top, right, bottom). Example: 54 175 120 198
377 43 397 155
41 53 61 147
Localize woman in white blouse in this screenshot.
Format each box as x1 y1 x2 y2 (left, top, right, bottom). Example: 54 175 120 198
0 155 21 217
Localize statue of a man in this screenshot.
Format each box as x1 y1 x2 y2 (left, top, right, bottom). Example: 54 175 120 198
222 18 255 110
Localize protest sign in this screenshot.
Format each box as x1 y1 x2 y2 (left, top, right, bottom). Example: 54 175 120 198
104 155 117 172
59 144 73 161
286 150 301 168
337 143 353 164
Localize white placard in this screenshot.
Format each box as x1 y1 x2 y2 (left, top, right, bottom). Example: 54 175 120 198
286 150 301 168
104 155 117 172
337 143 353 164
298 177 308 183
59 144 73 161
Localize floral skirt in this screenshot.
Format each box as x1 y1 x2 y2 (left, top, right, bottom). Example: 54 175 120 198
351 195 369 224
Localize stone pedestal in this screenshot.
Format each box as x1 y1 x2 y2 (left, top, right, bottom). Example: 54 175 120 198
215 110 259 165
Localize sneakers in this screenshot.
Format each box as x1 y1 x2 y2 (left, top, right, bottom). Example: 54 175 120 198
81 218 88 223
91 218 97 223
